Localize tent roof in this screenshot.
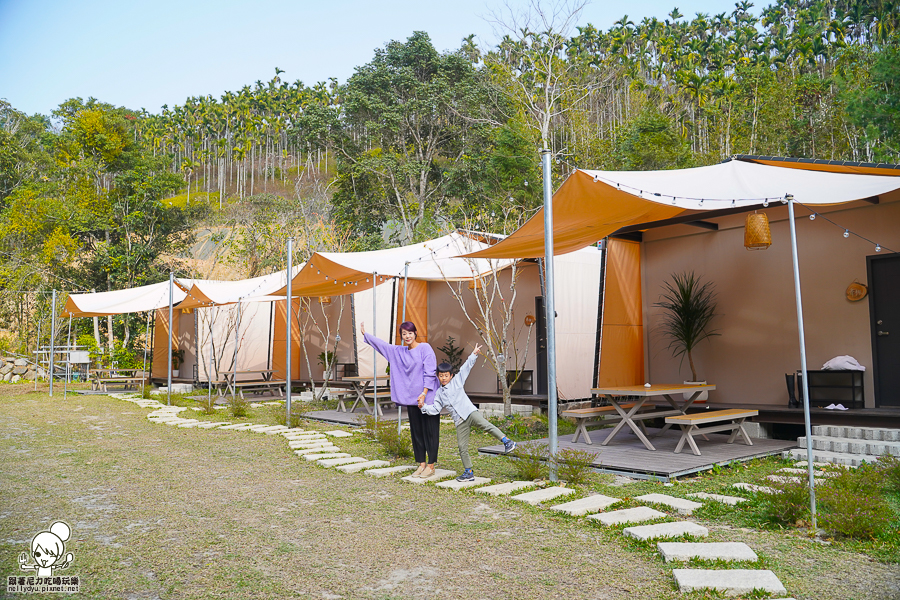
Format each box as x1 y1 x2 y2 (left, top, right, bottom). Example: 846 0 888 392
465 159 900 259
273 232 516 297
62 279 198 317
177 268 300 309
733 154 900 177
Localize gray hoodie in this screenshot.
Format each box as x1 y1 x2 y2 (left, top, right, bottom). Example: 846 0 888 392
420 352 479 425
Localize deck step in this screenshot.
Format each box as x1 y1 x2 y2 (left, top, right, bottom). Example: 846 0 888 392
623 521 708 541
672 569 786 595
798 435 900 456
658 541 758 562
587 506 667 526
634 494 702 515
784 447 879 466
510 486 576 505
812 425 900 441
549 494 621 516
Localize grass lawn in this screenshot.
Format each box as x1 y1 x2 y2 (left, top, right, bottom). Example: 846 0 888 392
1 384 898 599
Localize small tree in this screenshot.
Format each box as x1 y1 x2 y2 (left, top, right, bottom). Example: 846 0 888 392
654 271 719 382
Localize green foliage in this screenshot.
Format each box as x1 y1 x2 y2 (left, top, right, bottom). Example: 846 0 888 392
844 42 900 161
437 336 464 372
818 464 895 539
229 395 249 418
877 454 900 492
761 478 811 527
361 415 412 458
615 110 692 171
511 440 549 481
555 447 597 484
654 271 719 382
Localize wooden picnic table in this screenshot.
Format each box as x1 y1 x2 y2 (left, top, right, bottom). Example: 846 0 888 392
90 368 148 392
223 370 285 399
590 384 716 451
341 375 390 415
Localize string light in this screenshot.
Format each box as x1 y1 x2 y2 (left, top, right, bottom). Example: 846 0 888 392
843 230 850 238
876 245 882 252
809 213 816 221
763 200 768 207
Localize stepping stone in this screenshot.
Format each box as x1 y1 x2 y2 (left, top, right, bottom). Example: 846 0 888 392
623 521 708 541
196 422 229 429
365 465 417 477
324 430 353 438
550 494 621 516
732 482 779 495
635 494 703 515
588 506 668 526
263 426 291 434
250 403 265 408
176 421 203 428
165 419 193 426
778 467 814 474
293 446 339 456
303 452 350 461
148 416 180 422
658 542 758 562
247 424 284 432
402 469 455 484
767 475 803 484
317 456 367 467
475 481 538 496
284 434 326 442
336 460 390 473
794 460 836 468
687 492 746 506
288 440 332 448
672 569 786 595
218 423 256 430
511 486 577 505
436 477 492 490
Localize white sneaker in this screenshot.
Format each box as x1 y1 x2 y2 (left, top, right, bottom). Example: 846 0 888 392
824 404 837 410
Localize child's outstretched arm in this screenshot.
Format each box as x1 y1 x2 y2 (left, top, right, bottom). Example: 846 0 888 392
455 343 482 384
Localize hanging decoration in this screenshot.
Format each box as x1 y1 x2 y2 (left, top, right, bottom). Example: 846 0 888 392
318 296 332 305
846 281 868 302
744 211 772 250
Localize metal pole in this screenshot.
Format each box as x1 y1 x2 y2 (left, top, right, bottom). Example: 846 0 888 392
208 308 214 407
92 289 100 349
285 239 293 427
787 196 817 531
64 315 72 400
400 263 409 435
167 272 174 406
49 289 57 397
34 305 42 392
141 311 151 397
232 301 242 392
373 272 378 426
541 149 558 481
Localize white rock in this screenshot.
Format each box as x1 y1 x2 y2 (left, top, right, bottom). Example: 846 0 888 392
588 506 667 526
635 494 703 515
550 494 621 516
623 521 708 541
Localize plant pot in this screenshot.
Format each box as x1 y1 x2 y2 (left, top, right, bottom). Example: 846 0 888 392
683 381 708 402
172 369 180 378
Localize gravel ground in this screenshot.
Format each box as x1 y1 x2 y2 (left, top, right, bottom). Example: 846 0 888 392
1 386 898 599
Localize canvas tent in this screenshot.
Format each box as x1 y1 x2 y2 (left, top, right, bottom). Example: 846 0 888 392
62 279 198 317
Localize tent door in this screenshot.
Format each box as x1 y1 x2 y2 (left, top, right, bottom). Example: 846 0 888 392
868 253 900 407
535 296 547 394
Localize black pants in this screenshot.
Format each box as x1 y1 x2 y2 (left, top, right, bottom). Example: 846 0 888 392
407 407 440 464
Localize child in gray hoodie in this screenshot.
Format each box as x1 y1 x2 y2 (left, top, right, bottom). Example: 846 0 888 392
418 344 516 482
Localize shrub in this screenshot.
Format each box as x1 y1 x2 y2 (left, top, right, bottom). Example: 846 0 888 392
556 447 598 484
511 440 548 480
198 390 218 415
229 395 249 418
818 465 894 539
876 453 900 492
360 415 412 458
276 406 303 429
762 478 810 527
488 414 548 438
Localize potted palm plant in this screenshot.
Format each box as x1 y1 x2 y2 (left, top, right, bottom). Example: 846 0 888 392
171 349 184 378
317 351 335 381
654 271 719 400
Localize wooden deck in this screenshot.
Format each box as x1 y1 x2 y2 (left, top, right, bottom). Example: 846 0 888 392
478 426 799 481
303 406 412 426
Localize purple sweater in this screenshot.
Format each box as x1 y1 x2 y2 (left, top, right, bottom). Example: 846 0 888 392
363 333 439 406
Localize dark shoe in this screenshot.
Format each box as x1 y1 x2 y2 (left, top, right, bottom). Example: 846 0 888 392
456 469 475 482
503 439 517 453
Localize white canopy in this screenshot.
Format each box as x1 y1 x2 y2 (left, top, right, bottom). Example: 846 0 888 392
62 279 198 317
177 268 300 309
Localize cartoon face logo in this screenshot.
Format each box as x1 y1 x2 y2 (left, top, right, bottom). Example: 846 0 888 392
19 521 74 577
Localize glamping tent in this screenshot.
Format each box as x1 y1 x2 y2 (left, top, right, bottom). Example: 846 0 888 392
468 156 900 409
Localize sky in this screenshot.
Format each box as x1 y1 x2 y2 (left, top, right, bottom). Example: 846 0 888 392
1 0 751 117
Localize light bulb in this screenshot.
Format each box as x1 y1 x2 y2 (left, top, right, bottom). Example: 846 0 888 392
876 245 882 252
524 181 528 186
809 214 816 221
843 230 849 238
763 199 769 207
699 199 704 206
593 175 599 183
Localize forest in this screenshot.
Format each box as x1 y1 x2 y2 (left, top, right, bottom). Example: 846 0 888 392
0 0 898 360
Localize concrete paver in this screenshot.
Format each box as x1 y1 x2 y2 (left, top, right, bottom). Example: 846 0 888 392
657 542 758 562
623 521 708 541
549 494 621 516
634 494 703 515
587 506 668 526
474 481 539 496
672 569 786 595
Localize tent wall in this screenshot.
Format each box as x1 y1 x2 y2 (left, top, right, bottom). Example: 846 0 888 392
151 308 180 378
395 279 428 344
553 247 604 399
597 239 646 387
272 299 302 381
191 303 274 383
353 283 395 377
293 296 356 381
641 192 900 407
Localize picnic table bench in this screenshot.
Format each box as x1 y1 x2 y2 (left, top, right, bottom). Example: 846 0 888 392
90 369 147 392
665 409 759 455
223 370 286 399
562 403 656 445
360 390 396 417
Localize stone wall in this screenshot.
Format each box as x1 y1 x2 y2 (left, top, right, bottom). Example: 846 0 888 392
0 357 44 383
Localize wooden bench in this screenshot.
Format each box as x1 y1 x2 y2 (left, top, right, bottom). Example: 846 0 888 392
360 391 395 416
91 370 147 392
230 380 286 399
562 403 655 445
665 409 759 455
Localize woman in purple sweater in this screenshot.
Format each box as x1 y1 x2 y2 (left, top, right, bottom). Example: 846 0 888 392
360 321 440 478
